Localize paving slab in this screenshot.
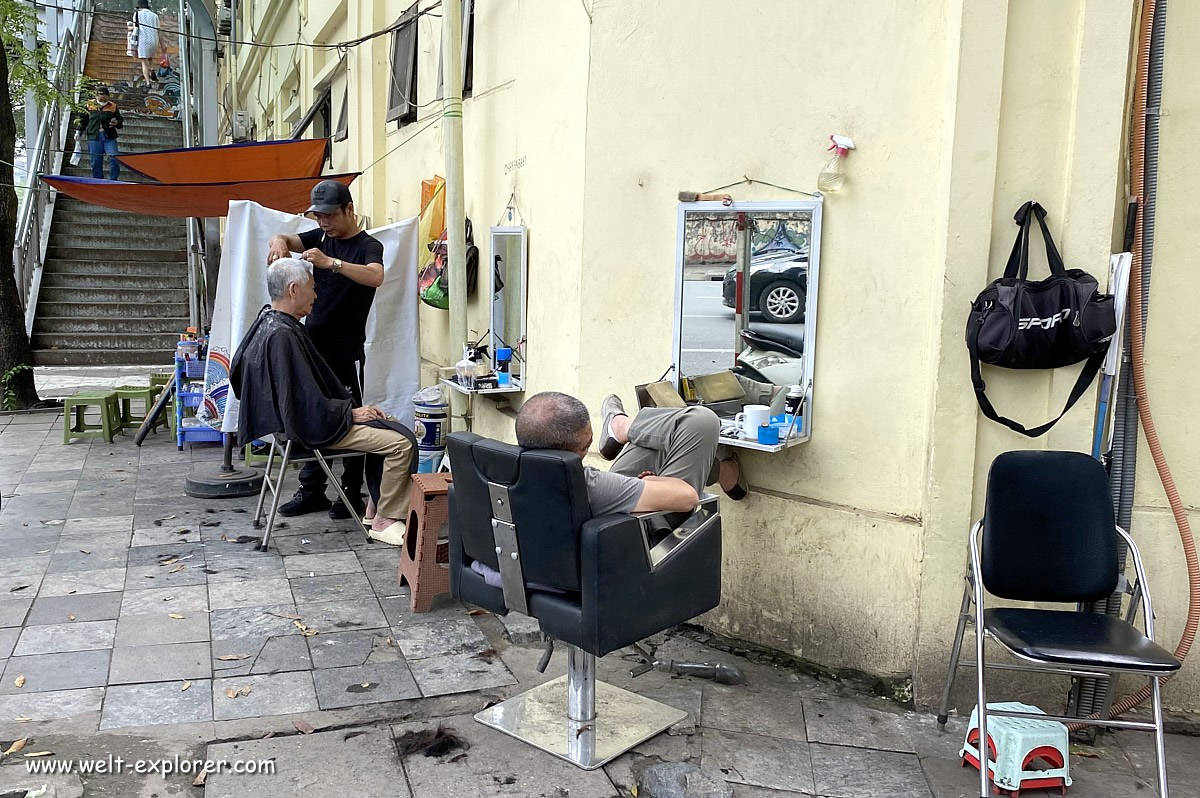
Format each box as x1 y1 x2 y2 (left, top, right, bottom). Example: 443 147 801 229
203 726 408 797
125 541 206 567
131 526 201 547
0 628 17 658
0 555 51 577
14 619 115 655
392 616 489 659
703 681 808 743
1118 728 1197 795
605 726 704 795
0 649 111 693
211 637 267 676
109 641 212 684
307 628 395 669
0 769 84 798
272 533 353 555
701 727 817 794
365 568 407 596
0 598 31 628
496 609 543 643
26 591 123 626
202 556 288 583
355 546 403 572
0 685 105 722
44 547 129 573
125 562 209 589
803 697 919 754
61 515 133 535
209 604 301 640
0 536 61 558
211 671 320 721
282 551 363 577
119 583 209 615
251 634 313 675
394 715 617 798
810 742 931 798
8 479 79 495
406 651 518 697
288 572 375 603
20 468 83 483
293 598 387 633
208 577 294 610
101 679 214 729
383 592 470 628
113 611 209 647
312 660 422 709
38 567 126 597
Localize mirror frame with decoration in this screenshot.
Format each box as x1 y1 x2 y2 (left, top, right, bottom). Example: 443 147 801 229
671 199 823 449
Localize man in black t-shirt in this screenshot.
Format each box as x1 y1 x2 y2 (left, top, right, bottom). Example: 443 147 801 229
266 181 385 520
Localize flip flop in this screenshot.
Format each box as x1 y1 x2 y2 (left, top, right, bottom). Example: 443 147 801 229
720 451 747 501
598 394 627 460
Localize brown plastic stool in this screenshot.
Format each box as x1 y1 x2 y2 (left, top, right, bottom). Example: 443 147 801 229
397 472 453 612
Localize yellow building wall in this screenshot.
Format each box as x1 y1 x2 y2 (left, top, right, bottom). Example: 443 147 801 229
223 0 1200 711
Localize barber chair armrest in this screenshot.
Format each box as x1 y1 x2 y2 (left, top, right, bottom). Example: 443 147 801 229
577 500 721 656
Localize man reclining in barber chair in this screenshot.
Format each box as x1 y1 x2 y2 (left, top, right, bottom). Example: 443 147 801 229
230 257 416 542
467 391 744 587
446 393 736 770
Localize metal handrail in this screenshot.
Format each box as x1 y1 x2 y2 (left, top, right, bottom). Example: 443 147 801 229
13 0 94 337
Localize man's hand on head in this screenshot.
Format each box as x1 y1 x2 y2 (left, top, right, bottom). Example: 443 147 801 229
301 248 333 269
266 237 291 265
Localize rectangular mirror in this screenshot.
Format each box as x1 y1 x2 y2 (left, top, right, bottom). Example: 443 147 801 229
489 226 528 389
672 200 822 449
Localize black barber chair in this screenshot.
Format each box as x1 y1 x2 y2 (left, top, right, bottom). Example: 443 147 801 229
447 431 723 770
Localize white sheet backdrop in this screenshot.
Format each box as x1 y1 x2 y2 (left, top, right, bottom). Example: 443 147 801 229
199 200 420 434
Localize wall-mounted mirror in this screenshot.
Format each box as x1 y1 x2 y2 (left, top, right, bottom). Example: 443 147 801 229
672 200 822 450
489 226 528 390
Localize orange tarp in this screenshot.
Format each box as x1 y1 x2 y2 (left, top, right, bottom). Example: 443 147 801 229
43 173 358 218
117 139 328 184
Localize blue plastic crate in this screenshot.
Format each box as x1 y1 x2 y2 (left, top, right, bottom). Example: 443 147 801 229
184 360 206 379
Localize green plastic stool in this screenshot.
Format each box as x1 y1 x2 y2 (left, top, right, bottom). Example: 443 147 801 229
150 372 173 388
63 390 121 444
115 385 166 432
243 442 271 467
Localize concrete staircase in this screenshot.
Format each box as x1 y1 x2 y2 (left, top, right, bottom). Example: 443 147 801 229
32 26 191 366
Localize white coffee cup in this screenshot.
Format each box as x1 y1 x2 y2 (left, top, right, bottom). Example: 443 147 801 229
734 404 771 440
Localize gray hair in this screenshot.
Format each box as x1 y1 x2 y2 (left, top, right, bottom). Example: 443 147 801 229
515 392 591 451
267 257 312 301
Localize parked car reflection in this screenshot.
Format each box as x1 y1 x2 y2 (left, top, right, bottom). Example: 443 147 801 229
720 222 807 324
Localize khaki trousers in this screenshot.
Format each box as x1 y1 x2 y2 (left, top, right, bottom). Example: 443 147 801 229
330 423 414 521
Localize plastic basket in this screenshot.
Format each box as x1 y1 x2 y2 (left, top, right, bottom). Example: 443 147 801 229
184 360 206 379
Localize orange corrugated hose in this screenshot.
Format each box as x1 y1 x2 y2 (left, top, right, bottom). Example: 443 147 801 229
1070 0 1199 731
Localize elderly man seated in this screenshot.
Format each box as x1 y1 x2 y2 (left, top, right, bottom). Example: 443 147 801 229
230 258 415 543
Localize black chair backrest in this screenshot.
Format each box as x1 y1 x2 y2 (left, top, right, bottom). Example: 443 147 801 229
447 431 593 594
982 450 1118 602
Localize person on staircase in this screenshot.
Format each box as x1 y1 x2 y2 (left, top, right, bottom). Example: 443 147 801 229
230 258 414 544
75 87 123 181
132 0 162 87
266 180 387 522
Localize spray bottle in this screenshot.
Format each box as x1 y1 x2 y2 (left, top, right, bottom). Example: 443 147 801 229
817 134 855 193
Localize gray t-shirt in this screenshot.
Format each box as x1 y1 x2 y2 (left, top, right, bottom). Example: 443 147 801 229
584 466 644 517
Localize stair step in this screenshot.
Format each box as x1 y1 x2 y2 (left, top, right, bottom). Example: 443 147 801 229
32 331 181 351
46 246 185 262
42 259 187 276
47 218 187 235
31 348 175 367
50 203 179 221
38 286 188 304
40 272 187 290
36 301 189 319
34 316 186 335
49 234 188 251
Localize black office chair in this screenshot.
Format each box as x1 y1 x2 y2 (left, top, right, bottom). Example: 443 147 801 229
446 431 722 770
936 450 1180 798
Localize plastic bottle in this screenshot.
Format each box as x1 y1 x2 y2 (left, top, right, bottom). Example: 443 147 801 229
455 345 477 390
817 135 855 193
783 384 804 439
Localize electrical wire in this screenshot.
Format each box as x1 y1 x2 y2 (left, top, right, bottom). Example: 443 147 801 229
704 176 819 198
28 1 441 51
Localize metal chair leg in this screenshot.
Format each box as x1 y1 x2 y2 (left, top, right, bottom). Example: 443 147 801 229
314 451 369 537
259 442 291 552
251 440 278 528
937 575 973 730
1151 676 1170 798
973 577 990 797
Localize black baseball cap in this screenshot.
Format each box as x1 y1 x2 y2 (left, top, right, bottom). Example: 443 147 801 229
305 180 353 214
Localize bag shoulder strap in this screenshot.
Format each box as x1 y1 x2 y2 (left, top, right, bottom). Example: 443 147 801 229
967 320 1102 437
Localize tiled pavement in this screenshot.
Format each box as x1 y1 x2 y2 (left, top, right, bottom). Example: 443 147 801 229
0 408 1196 797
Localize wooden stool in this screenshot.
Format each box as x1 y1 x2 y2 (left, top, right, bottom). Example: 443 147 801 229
63 390 121 444
115 385 165 431
398 472 453 612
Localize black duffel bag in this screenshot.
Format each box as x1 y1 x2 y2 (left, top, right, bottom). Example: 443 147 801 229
966 200 1116 437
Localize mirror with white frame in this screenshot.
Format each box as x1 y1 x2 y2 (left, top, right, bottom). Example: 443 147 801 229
672 200 822 449
489 226 528 389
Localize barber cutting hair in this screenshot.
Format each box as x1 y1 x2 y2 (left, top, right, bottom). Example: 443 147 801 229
266 181 386 522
